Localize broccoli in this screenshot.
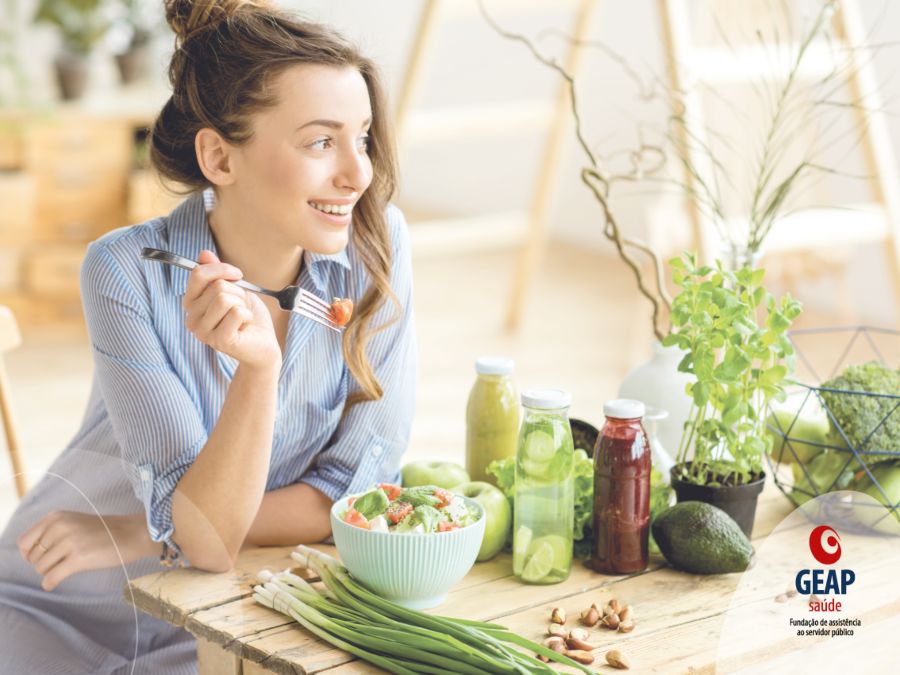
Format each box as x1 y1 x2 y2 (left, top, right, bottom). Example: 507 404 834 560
819 361 900 463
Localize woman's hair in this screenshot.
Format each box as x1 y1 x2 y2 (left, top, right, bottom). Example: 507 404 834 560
151 0 400 410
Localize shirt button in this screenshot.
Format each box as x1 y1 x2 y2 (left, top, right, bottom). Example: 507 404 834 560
371 445 383 458
139 468 151 481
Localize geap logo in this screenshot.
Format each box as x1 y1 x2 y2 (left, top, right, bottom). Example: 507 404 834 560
795 526 856 597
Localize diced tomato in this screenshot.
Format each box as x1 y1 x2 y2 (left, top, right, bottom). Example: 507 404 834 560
379 483 402 501
331 298 353 327
433 488 454 509
438 521 459 532
343 509 369 529
386 501 413 525
347 496 357 507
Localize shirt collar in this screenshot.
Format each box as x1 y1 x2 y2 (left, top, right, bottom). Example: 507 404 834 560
303 247 351 293
166 189 351 296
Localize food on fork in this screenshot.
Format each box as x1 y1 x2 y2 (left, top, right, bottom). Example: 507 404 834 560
330 297 353 327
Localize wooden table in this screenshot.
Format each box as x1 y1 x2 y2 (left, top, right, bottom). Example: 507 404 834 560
124 483 802 674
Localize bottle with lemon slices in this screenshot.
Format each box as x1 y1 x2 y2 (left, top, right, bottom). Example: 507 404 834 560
512 389 575 585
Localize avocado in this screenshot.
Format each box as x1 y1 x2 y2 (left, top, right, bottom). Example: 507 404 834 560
651 501 754 574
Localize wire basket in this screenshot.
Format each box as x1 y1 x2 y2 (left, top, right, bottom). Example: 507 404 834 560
764 326 900 534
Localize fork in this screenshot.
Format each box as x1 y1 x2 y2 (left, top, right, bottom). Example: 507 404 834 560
140 247 342 333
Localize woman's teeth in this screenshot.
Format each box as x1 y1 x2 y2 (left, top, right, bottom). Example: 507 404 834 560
310 202 352 216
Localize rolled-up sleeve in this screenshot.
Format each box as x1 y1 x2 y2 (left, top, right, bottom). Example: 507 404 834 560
81 242 207 558
301 206 417 500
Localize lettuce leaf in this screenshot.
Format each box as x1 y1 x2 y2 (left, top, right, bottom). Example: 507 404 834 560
409 505 442 533
353 488 389 520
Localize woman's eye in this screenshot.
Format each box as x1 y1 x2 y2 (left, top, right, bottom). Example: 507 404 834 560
309 137 333 150
358 134 370 151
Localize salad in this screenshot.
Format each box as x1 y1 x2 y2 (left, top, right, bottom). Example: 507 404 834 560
339 484 481 533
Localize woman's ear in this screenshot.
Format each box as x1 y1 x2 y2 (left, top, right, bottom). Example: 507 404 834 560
195 128 236 186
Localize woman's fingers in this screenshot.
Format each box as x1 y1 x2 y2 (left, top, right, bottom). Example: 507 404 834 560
16 512 59 561
40 555 80 592
186 282 248 334
183 249 243 307
34 538 69 576
214 306 252 348
195 292 252 339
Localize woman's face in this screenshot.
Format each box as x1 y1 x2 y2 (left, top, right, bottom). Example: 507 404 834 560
231 64 374 255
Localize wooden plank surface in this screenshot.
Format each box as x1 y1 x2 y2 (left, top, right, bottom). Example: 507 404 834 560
218 491 793 673
125 485 799 674
126 545 335 626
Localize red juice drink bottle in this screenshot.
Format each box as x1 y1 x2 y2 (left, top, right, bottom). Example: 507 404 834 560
590 399 651 574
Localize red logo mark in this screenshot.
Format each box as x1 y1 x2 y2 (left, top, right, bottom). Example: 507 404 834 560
809 525 841 565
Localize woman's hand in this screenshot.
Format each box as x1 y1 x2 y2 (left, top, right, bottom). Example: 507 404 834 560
16 511 159 591
183 250 282 372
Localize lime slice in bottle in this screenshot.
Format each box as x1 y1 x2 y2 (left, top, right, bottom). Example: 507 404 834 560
524 429 556 462
531 534 569 568
512 525 533 576
520 457 551 478
521 540 555 582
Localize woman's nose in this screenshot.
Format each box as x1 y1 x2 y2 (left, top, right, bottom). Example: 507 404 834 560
336 145 371 192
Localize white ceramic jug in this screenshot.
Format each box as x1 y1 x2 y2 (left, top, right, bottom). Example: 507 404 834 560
618 341 694 462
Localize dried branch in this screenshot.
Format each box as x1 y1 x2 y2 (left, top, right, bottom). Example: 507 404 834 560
477 0 673 340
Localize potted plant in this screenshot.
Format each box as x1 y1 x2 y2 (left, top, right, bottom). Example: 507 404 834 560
114 0 162 84
661 253 802 536
34 0 112 100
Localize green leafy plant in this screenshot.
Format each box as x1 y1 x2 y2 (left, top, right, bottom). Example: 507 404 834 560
117 0 163 49
663 253 803 486
35 0 111 55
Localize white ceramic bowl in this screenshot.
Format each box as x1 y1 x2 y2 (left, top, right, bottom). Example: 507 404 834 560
329 494 486 609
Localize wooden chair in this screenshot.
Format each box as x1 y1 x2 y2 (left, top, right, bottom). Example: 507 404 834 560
0 305 26 499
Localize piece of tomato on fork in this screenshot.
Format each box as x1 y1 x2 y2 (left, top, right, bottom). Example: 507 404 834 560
330 297 353 327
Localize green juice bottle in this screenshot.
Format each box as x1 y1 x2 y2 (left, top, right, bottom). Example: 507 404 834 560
513 389 574 585
465 357 519 484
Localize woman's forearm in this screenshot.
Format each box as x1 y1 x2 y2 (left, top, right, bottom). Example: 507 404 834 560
171 361 280 571
244 482 333 547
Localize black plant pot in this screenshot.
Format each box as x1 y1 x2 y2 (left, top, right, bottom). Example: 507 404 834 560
55 54 90 100
670 463 765 538
115 44 150 85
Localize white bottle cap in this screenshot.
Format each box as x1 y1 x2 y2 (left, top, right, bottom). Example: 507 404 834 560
522 388 572 410
603 398 646 419
475 356 514 375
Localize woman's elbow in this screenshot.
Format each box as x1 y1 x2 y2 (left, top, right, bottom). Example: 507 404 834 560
188 550 235 573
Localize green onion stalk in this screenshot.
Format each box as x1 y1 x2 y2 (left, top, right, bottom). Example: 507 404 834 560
250 545 598 675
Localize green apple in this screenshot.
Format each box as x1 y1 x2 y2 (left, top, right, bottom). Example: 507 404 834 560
401 460 470 489
853 463 900 534
790 451 854 506
766 406 829 465
453 481 511 562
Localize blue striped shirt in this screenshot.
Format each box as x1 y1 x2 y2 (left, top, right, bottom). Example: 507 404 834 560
78 190 416 557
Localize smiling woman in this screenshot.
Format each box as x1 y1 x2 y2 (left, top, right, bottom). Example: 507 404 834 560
0 1 416 673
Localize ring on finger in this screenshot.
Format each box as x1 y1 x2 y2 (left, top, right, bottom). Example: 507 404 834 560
37 539 49 553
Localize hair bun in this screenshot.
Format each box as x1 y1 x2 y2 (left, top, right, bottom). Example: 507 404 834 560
165 0 273 43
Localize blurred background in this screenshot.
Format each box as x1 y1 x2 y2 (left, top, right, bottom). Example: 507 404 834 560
2 0 900 523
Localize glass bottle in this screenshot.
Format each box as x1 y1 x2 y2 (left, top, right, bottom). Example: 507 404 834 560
513 389 574 584
591 399 651 574
466 357 519 484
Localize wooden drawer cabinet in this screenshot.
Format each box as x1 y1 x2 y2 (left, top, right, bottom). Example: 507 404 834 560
0 172 35 244
23 246 86 299
0 104 155 328
34 167 128 241
0 248 22 292
0 123 24 170
24 119 132 173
